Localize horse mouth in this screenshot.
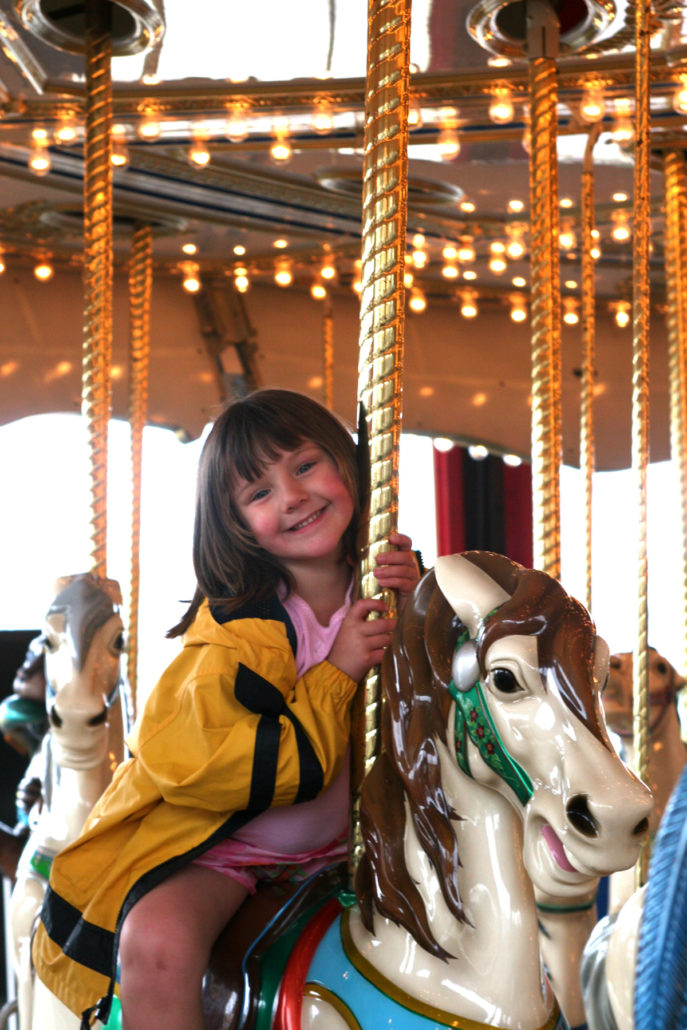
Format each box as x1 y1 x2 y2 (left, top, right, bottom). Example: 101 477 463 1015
541 823 578 873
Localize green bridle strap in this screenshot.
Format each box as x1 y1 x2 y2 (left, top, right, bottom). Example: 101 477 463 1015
449 634 534 807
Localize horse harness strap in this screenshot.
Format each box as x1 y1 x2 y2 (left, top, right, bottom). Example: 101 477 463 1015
449 631 534 806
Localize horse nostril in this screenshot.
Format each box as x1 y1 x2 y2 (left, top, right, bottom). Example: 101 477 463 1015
633 816 649 838
88 707 108 727
48 705 63 729
566 794 600 838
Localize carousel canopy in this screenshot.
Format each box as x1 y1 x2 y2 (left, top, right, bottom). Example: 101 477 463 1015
0 0 682 468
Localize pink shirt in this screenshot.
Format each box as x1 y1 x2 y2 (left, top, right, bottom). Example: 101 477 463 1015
194 581 353 880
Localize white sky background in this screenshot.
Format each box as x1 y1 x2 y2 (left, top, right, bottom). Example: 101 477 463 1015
0 413 683 704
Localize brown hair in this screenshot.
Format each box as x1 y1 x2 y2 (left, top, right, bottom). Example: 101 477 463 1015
355 552 607 957
167 389 361 637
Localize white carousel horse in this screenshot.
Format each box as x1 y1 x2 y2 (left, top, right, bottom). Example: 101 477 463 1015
8 573 127 1030
581 759 687 1030
267 552 653 1030
600 647 686 914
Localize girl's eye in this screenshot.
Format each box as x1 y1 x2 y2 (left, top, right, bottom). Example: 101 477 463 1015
297 461 315 475
250 487 269 502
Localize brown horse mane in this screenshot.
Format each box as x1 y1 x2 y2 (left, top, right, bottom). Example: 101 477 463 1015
355 551 606 958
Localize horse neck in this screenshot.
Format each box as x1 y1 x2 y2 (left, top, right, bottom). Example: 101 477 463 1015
624 704 687 822
350 752 550 1029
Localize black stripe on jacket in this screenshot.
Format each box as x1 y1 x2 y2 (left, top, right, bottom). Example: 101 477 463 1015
39 660 326 993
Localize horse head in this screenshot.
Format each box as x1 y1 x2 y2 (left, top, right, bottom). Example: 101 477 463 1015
41 573 126 771
356 552 653 960
602 647 686 739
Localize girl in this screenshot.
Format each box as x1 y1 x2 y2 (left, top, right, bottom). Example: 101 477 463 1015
32 389 421 1030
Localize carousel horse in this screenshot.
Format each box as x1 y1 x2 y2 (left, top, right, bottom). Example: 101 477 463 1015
600 647 686 913
198 551 653 1030
529 646 685 1028
8 573 128 1030
0 635 48 881
581 759 687 1030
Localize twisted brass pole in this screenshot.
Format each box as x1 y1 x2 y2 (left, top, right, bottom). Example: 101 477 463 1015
580 126 601 612
528 43 561 578
82 0 113 578
350 0 411 882
664 152 687 676
632 0 652 886
323 302 334 411
127 224 153 721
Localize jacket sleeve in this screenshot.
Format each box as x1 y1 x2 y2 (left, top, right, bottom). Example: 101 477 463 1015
132 646 357 814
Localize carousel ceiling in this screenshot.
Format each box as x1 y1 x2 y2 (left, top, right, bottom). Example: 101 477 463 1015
0 0 686 467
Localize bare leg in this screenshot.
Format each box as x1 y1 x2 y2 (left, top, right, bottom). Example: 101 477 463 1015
119 863 249 1030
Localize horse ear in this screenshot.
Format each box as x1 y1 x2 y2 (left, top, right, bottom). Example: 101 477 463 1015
435 553 511 639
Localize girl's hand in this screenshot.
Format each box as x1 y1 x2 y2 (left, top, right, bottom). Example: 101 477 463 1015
374 532 422 612
328 599 397 683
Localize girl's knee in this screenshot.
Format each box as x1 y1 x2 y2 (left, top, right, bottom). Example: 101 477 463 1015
120 908 201 986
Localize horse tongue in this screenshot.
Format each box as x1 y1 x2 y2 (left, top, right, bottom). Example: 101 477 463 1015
541 824 577 872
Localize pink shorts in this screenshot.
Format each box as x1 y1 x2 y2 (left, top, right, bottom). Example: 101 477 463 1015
193 837 347 893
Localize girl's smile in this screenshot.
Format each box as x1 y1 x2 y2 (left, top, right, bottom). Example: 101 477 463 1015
234 443 354 570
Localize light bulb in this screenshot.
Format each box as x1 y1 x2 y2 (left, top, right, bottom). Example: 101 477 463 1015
437 128 460 160
611 212 631 242
138 115 161 140
489 88 514 124
225 113 249 142
274 262 293 286
506 236 526 260
188 139 211 167
411 248 428 269
54 118 78 143
111 140 129 167
468 445 489 461
34 261 53 281
28 146 51 175
270 138 292 163
510 295 527 322
508 199 525 213
614 301 631 328
442 244 458 260
234 274 250 293
580 84 605 124
460 292 478 318
311 282 327 300
404 270 414 288
233 244 246 256
409 287 427 313
673 80 687 115
457 238 476 263
320 261 336 280
311 108 334 134
559 222 576 250
562 297 579 325
442 262 459 279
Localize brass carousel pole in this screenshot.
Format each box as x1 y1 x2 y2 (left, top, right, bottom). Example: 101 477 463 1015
527 0 562 579
663 151 687 676
350 0 411 882
82 0 114 578
580 125 601 611
127 223 153 720
323 301 334 411
632 0 652 886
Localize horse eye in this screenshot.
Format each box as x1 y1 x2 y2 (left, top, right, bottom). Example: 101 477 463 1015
110 633 125 655
656 661 668 675
490 668 521 694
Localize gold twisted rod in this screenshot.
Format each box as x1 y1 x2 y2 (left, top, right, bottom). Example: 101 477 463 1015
82 0 113 578
127 223 153 721
529 55 561 579
632 0 652 887
664 151 687 675
323 303 334 411
580 126 601 612
350 0 411 882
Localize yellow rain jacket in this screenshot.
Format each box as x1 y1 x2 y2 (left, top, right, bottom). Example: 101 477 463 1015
32 595 357 1027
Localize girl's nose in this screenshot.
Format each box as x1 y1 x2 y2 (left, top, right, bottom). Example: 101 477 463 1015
283 479 307 511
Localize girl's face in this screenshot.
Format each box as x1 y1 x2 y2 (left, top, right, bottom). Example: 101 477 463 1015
233 442 354 572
